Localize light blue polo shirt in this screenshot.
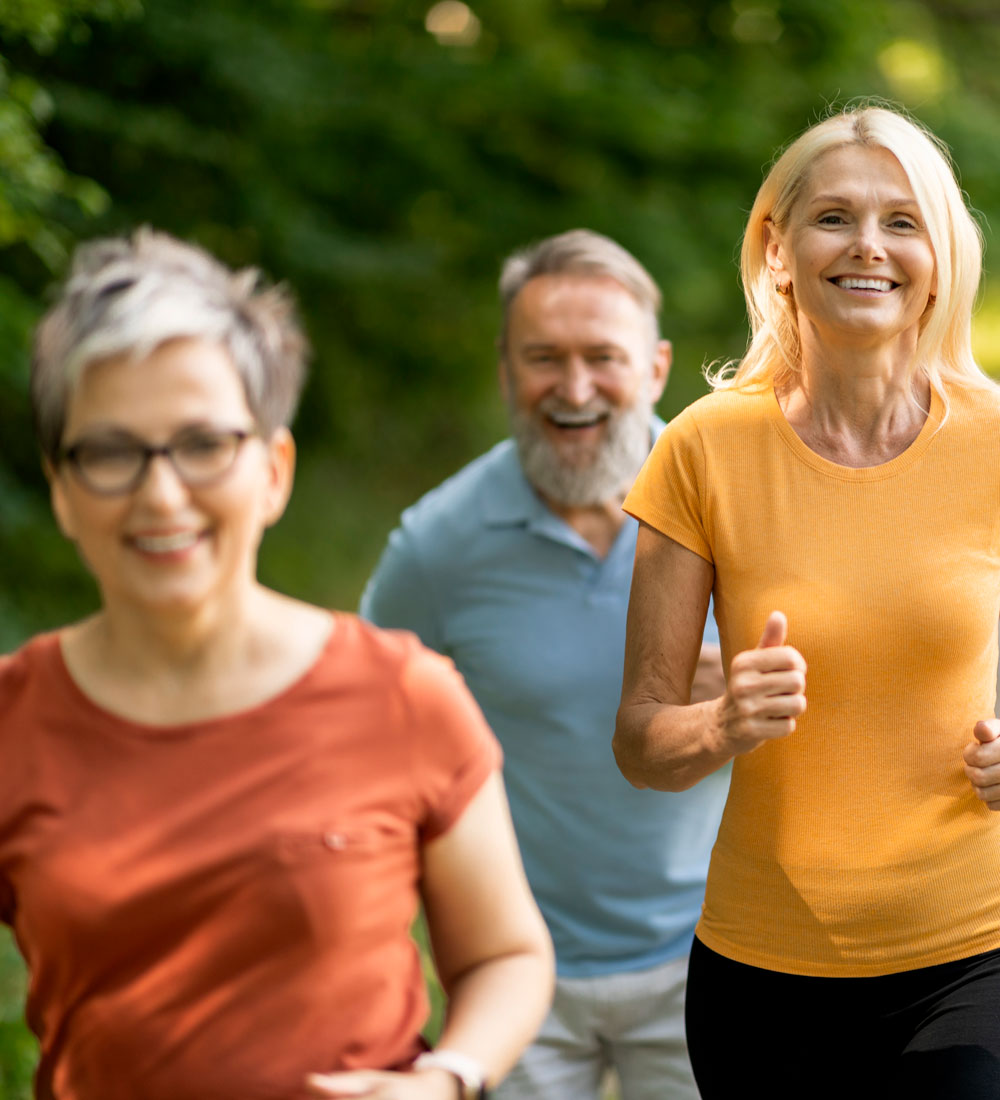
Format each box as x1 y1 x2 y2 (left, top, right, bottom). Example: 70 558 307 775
361 425 729 977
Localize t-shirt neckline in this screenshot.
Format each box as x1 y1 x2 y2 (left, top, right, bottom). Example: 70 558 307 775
766 383 944 482
47 615 340 738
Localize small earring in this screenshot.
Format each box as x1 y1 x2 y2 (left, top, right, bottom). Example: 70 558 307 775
776 281 792 297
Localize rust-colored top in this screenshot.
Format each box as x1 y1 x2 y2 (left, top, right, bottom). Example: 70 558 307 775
0 615 500 1099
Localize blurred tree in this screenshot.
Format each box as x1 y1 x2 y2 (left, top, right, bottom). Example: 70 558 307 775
0 0 139 651
9 0 1000 634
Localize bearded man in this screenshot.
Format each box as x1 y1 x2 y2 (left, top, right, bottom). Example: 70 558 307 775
362 230 727 1100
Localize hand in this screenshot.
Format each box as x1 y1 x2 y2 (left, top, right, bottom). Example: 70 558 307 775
963 719 1000 811
718 611 806 756
306 1068 456 1098
691 642 725 704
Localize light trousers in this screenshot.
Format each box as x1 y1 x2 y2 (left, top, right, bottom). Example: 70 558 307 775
494 953 699 1100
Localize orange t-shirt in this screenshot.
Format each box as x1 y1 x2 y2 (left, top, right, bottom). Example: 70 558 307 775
624 382 1000 977
0 615 501 1100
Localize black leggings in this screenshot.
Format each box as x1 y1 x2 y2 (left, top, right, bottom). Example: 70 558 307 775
686 937 1000 1100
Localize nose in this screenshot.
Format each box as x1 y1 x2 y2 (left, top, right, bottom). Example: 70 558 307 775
850 216 887 263
558 356 597 406
133 452 190 509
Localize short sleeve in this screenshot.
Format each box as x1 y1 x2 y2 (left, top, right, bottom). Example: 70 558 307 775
623 404 713 564
398 647 502 841
360 524 444 652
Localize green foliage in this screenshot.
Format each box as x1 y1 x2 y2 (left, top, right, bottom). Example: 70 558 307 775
0 928 34 1099
9 0 1000 633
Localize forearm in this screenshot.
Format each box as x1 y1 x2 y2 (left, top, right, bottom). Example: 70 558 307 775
614 695 732 792
434 943 554 1085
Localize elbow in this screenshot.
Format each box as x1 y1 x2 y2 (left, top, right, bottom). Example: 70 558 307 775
613 705 703 793
612 713 650 790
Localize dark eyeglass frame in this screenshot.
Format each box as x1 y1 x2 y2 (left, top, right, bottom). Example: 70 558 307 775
56 427 257 496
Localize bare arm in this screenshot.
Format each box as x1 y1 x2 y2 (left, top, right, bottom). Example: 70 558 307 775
420 772 554 1076
307 773 553 1098
614 523 807 792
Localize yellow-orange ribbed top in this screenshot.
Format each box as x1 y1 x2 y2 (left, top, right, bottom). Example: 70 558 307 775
624 383 1000 976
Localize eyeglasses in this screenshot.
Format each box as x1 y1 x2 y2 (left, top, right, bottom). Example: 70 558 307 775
57 426 257 496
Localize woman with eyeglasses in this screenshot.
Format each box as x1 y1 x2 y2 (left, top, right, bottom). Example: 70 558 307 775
1 229 553 1100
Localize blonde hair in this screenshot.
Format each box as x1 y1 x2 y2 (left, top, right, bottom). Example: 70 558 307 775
709 105 992 402
32 227 309 460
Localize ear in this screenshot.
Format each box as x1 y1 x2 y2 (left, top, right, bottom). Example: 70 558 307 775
763 219 788 283
261 428 296 528
45 459 78 541
649 339 672 402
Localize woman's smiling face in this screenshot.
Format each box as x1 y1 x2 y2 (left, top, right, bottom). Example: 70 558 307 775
49 337 293 620
766 143 937 352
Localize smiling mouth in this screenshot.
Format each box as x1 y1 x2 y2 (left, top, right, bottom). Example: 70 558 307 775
131 531 202 553
831 276 898 292
546 411 609 430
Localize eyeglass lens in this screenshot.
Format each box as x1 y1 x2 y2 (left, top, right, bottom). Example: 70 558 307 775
63 428 252 494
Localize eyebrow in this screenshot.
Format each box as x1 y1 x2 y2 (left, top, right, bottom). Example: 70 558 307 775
807 193 920 208
520 342 625 352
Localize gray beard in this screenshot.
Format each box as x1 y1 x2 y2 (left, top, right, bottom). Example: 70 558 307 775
509 396 654 508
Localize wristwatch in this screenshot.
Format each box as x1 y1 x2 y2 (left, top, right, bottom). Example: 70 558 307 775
412 1049 488 1099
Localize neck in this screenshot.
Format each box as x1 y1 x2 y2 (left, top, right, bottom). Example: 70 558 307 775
92 578 270 675
780 329 932 466
539 491 628 558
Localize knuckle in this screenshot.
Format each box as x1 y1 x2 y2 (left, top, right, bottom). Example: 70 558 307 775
734 695 756 720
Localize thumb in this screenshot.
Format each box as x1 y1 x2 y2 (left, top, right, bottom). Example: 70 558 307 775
757 610 788 649
973 719 1000 744
305 1075 373 1097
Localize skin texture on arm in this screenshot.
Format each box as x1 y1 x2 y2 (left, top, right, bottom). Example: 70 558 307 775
307 773 554 1098
614 523 807 792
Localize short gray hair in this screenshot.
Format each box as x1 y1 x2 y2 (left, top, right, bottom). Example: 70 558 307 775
498 228 662 354
32 227 309 460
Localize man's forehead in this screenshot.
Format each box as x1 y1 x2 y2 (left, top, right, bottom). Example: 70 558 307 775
510 274 646 332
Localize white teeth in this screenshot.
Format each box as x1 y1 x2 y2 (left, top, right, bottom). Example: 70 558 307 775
835 277 894 292
549 413 604 427
132 532 199 553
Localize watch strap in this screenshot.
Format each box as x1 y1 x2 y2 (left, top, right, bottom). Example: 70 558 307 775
412 1049 488 1099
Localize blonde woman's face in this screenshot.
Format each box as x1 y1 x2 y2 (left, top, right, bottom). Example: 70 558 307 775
766 144 937 353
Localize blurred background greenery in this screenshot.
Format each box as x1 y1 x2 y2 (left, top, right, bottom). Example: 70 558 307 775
4 0 1000 1093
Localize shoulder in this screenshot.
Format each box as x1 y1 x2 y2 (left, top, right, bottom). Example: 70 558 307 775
385 440 526 573
0 633 64 735
665 387 773 436
945 379 1000 427
648 389 773 466
0 633 59 694
324 612 427 672
398 440 520 534
324 614 464 692
329 615 497 753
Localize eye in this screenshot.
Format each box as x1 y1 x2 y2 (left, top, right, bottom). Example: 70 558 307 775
524 351 557 367
889 217 918 230
72 439 143 468
174 429 231 457
816 213 846 226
